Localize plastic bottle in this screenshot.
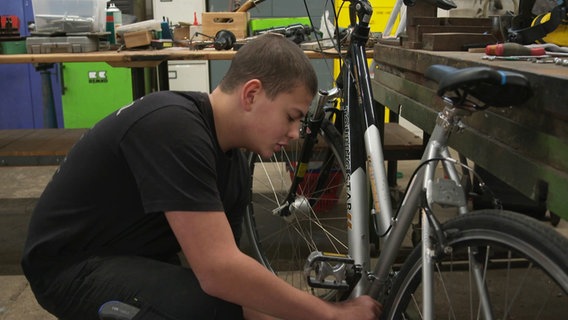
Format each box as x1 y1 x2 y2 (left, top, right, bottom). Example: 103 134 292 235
193 12 199 26
106 2 122 44
192 11 203 41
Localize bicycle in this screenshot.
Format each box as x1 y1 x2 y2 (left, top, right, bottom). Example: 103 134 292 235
243 0 568 319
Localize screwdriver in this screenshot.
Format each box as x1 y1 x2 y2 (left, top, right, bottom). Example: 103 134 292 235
485 43 546 56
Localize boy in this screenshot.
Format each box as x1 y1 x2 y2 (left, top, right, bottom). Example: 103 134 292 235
22 34 381 319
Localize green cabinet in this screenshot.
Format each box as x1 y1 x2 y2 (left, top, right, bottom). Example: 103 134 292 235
61 62 133 128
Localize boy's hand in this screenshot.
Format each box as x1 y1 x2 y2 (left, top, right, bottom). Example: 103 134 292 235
333 295 383 320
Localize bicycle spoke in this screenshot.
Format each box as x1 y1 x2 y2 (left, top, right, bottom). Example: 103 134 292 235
245 122 347 299
383 211 568 320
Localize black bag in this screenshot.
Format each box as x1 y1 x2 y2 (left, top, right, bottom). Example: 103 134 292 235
508 0 568 45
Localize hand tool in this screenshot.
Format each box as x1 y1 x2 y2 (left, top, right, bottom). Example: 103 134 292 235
234 0 267 12
485 43 546 56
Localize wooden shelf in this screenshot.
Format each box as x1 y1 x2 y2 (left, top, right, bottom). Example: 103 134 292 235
0 124 423 166
0 129 87 166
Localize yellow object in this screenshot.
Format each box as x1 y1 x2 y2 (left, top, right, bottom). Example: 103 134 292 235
333 0 399 122
334 0 398 34
531 12 568 47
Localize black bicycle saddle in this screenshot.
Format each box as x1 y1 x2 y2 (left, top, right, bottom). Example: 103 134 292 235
425 65 532 107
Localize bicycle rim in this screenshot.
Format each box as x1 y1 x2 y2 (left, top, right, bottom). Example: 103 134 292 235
383 210 568 320
244 120 347 299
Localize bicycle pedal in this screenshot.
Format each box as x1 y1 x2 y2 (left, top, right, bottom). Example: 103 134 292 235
304 251 355 290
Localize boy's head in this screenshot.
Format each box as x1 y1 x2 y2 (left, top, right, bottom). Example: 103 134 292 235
218 33 318 100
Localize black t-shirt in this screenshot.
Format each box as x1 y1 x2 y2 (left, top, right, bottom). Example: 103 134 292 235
21 91 249 284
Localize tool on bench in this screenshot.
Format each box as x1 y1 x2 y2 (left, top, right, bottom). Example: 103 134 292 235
485 42 546 56
532 57 568 66
233 0 266 12
253 23 314 44
189 29 236 50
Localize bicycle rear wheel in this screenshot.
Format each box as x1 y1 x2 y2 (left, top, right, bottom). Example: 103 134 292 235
244 119 347 299
382 209 568 320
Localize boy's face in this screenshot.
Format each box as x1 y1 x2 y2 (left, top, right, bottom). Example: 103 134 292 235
249 86 313 159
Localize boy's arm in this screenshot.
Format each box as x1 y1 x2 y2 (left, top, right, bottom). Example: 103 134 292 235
165 210 381 320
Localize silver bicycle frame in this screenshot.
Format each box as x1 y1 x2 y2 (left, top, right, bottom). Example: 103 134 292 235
350 100 496 319
329 1 492 316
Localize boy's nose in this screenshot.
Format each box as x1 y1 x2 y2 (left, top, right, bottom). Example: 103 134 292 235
288 122 301 140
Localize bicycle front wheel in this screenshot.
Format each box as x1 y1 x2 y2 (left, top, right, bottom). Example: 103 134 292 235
382 209 568 319
244 119 347 299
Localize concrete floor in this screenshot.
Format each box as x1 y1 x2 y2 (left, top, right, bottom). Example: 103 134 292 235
0 166 57 320
1 161 567 319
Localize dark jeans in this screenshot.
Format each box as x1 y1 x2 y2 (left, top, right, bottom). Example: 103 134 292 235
31 255 244 320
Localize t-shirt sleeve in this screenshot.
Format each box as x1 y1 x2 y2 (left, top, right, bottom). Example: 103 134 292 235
119 106 224 213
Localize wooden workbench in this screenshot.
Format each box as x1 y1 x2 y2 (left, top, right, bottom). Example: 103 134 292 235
371 43 568 220
0 47 422 167
0 47 348 98
0 47 344 164
0 47 348 67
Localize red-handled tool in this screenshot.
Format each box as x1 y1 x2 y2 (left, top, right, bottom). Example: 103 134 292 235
233 0 266 12
485 43 546 56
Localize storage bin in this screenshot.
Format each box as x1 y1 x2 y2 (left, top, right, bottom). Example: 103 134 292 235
32 0 106 34
202 12 248 39
0 40 27 54
26 36 99 53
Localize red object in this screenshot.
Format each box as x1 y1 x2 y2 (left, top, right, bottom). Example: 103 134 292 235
193 12 199 25
485 43 546 56
0 15 21 35
289 163 343 212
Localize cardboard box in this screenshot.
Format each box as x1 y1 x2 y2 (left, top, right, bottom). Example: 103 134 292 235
202 12 249 39
173 25 190 41
123 30 153 48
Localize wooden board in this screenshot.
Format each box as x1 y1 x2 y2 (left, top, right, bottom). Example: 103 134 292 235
0 123 422 165
0 129 87 165
372 44 568 219
0 47 354 68
422 33 497 51
383 123 422 150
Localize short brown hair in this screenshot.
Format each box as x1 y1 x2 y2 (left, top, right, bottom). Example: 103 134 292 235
218 33 318 99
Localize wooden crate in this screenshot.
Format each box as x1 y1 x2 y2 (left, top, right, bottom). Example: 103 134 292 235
202 12 249 39
123 30 153 48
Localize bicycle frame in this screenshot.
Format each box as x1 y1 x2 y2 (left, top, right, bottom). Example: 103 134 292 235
326 0 480 315
367 103 471 306
270 1 506 318
334 0 396 297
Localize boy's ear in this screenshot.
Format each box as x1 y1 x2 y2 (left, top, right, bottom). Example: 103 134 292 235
241 79 262 111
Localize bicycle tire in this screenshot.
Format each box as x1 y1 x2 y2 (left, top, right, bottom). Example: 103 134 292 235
244 119 347 299
382 209 568 320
